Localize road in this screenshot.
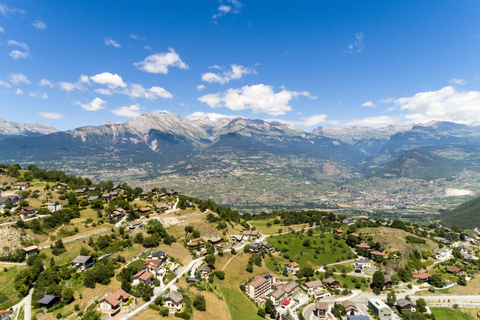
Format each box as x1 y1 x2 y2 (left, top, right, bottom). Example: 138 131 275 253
10 288 33 320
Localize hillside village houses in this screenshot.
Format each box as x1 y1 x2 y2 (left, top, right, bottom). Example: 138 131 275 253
164 289 184 312
369 298 393 320
42 202 62 212
12 182 29 190
70 255 95 271
22 245 38 257
132 270 153 286
99 289 131 317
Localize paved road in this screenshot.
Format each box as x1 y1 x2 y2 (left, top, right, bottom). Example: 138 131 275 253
0 261 27 265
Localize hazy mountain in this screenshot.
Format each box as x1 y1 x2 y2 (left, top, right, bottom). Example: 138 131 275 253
311 124 413 143
0 118 58 141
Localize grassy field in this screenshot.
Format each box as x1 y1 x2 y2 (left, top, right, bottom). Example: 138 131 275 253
131 308 175 319
431 307 476 320
249 219 310 235
0 266 25 309
266 231 354 269
128 258 146 270
317 273 369 291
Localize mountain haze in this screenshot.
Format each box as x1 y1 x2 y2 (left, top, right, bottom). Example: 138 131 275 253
0 118 58 141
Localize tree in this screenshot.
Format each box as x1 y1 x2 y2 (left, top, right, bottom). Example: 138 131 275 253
205 255 216 268
265 299 274 314
61 288 75 304
416 298 427 313
386 290 396 306
159 307 169 317
134 233 144 243
429 274 444 288
141 284 152 301
246 264 253 273
243 244 251 253
193 294 206 311
257 308 266 318
214 271 225 280
121 280 132 293
372 271 385 292
83 271 96 288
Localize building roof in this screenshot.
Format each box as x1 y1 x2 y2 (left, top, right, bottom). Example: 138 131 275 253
165 290 183 304
198 265 210 273
304 280 323 289
370 251 386 256
22 245 38 252
342 300 358 311
316 301 328 310
286 262 299 267
22 206 36 211
348 316 369 320
142 259 161 269
447 266 463 273
356 243 371 249
271 288 286 300
282 281 298 294
101 289 130 306
133 270 153 281
71 255 92 264
369 298 389 309
151 251 166 258
12 182 29 186
247 273 274 288
325 277 339 284
412 273 431 280
397 299 416 308
38 295 60 305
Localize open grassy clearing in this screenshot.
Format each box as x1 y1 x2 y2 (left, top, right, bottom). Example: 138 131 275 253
249 219 310 235
447 275 480 295
316 273 370 291
266 231 355 269
131 308 174 320
431 307 476 320
0 266 26 309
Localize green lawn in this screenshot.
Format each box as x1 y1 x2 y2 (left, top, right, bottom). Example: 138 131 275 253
164 272 176 284
219 285 262 320
320 273 368 290
128 259 146 270
0 266 26 309
266 232 355 269
249 220 310 235
431 308 475 320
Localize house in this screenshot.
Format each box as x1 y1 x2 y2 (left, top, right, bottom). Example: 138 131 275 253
435 248 452 260
164 290 183 312
138 193 148 199
447 266 464 275
245 273 276 301
42 202 62 212
0 168 6 176
268 281 299 306
384 278 393 289
110 208 125 219
99 289 131 317
354 259 371 272
208 236 224 248
54 183 68 189
148 250 167 263
138 207 151 215
315 302 329 319
74 188 86 195
102 193 112 202
18 206 37 219
230 235 243 243
342 218 354 225
70 255 95 271
157 193 168 199
155 204 169 211
128 220 143 230
262 242 274 251
197 265 210 280
396 299 416 312
243 230 259 239
356 243 371 250
284 262 299 274
249 242 261 253
460 246 473 256
0 310 13 320
412 273 431 282
342 300 360 316
0 197 12 210
187 237 204 248
12 182 29 190
166 191 178 197
201 249 208 256
38 295 61 309
325 277 340 289
132 270 153 286
87 195 99 202
141 259 163 277
87 187 97 192
303 280 330 300
370 251 387 260
334 229 344 234
368 298 393 320
22 245 38 257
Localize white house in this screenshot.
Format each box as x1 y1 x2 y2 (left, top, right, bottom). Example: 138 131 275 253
368 298 393 320
132 270 153 286
12 182 29 190
164 290 183 312
99 289 130 317
354 259 371 272
42 202 62 212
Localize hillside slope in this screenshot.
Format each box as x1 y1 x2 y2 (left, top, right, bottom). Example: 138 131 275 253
440 195 480 228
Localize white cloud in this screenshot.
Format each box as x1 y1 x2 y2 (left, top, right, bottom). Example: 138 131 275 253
198 84 316 116
0 26 4 33
58 81 85 92
130 34 138 40
395 86 480 123
37 112 66 119
15 88 23 95
379 97 395 103
212 0 242 19
79 74 90 84
10 73 30 84
450 78 466 85
0 4 26 16
0 80 10 87
197 85 206 91
9 50 30 59
186 111 239 121
28 91 48 99
110 104 142 118
209 65 222 69
144 45 152 50
38 79 53 88
8 40 29 50
361 101 376 107
134 48 188 74
386 107 395 112
95 88 113 95
201 64 255 85
32 20 46 29
346 32 364 53
105 37 121 48
75 97 106 111
90 72 127 88
123 84 173 100
219 5 231 13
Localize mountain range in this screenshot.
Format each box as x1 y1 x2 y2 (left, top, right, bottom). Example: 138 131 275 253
1 113 480 184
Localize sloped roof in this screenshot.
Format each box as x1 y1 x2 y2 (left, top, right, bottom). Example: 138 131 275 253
166 290 183 304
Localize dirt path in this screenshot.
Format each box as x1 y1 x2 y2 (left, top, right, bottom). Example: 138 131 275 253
221 252 242 271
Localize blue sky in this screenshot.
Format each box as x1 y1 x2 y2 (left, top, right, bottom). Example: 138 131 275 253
1 0 480 131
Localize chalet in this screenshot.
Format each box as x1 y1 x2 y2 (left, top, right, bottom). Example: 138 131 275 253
262 242 274 252
148 250 167 263
138 207 151 215
132 270 153 286
435 248 452 259
396 299 416 312
0 197 12 210
110 208 125 219
447 266 464 275
284 262 299 274
245 273 276 301
412 273 431 282
315 301 328 319
0 310 13 320
74 188 86 195
197 265 210 280
356 243 371 250
230 235 243 243
187 237 204 248
208 236 224 248
38 295 61 309
334 229 344 234
155 204 169 211
70 255 95 271
164 290 183 312
0 168 6 175
42 202 61 212
369 298 392 320
325 277 340 289
87 187 97 192
141 259 162 277
249 242 261 253
128 220 143 230
157 193 168 199
102 193 112 202
22 245 38 257
138 193 148 199
151 187 159 194
351 233 360 238
54 183 68 189
110 191 119 197
99 289 130 317
201 249 208 256
87 195 99 202
342 218 354 225
342 300 360 316
166 191 178 197
243 230 259 239
12 182 29 190
18 206 37 219
354 259 371 272
370 251 387 260
303 280 329 299
384 278 393 289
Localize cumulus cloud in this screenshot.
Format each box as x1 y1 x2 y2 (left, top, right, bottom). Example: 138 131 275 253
123 84 173 100
15 88 23 95
0 4 26 16
212 0 242 19
361 101 376 107
105 37 121 48
95 88 113 95
450 78 466 85
90 72 127 88
38 79 53 87
28 91 48 99
201 64 255 85
9 50 30 59
197 85 206 91
186 111 239 121
110 104 142 118
134 48 188 74
198 84 316 116
58 82 85 92
37 112 66 119
32 20 46 29
345 32 364 53
75 97 106 111
10 73 30 84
